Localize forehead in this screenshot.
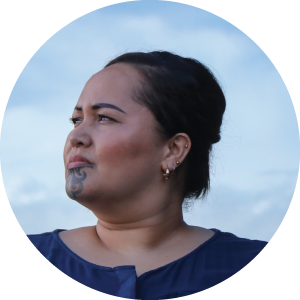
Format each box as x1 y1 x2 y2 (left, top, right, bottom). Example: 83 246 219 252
76 63 143 110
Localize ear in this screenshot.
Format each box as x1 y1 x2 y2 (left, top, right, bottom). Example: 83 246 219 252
161 133 191 172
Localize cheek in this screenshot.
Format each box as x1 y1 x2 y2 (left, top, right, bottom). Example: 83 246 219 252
96 129 159 173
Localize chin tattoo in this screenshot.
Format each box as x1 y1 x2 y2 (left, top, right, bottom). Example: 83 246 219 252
66 166 93 199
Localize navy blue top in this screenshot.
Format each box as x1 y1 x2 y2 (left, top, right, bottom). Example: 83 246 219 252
28 229 267 299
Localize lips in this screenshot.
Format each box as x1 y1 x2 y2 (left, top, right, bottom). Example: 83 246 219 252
68 155 93 169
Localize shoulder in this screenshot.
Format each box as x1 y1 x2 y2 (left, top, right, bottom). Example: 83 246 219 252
203 229 267 266
170 230 267 292
58 226 97 246
189 227 267 252
27 229 64 258
28 226 95 242
179 229 268 282
27 227 96 259
27 230 59 244
212 230 267 250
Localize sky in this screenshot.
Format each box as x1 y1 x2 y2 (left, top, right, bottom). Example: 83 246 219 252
0 0 299 244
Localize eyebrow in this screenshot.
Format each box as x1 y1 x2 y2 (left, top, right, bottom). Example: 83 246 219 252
75 103 126 114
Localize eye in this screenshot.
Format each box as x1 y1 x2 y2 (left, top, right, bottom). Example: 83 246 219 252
69 118 81 125
69 115 114 125
98 114 115 122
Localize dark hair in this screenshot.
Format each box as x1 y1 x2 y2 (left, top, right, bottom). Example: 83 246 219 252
105 51 226 201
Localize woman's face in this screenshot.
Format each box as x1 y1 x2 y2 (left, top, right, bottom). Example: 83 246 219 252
63 64 167 212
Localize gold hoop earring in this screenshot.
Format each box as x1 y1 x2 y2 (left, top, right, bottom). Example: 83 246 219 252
163 168 171 180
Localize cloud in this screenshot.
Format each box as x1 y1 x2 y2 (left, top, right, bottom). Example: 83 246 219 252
1 105 69 205
183 174 294 242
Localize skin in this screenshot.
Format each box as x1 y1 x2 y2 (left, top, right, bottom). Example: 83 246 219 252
61 63 214 277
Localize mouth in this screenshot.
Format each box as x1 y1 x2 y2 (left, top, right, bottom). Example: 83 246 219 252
68 155 93 169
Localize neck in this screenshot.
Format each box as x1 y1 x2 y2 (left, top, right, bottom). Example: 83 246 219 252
95 201 187 255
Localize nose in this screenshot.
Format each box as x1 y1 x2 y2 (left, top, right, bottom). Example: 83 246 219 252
68 125 92 148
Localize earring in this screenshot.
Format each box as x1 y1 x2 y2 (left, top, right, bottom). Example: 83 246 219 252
185 145 188 148
176 161 180 165
163 168 171 180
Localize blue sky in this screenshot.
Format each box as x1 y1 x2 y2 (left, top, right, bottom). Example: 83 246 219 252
0 0 299 242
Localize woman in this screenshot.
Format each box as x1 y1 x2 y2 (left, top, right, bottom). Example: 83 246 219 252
28 51 267 299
